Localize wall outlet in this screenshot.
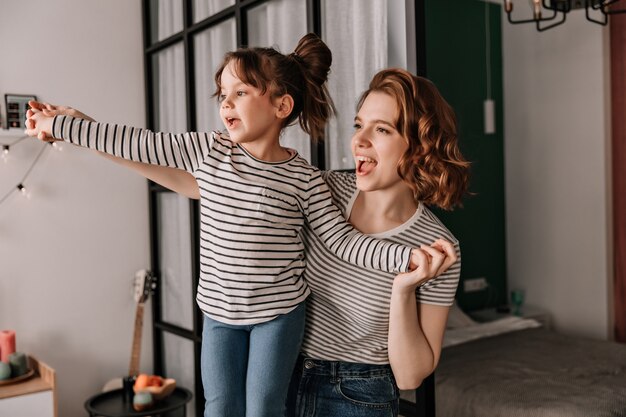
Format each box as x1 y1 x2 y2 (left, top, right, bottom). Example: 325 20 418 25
464 277 489 292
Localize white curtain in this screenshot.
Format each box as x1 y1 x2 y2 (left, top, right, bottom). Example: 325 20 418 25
158 193 194 330
193 0 235 23
322 0 388 170
155 6 195 416
157 193 195 417
247 0 310 162
163 333 196 417
155 0 184 41
157 0 187 133
194 19 237 132
155 1 193 330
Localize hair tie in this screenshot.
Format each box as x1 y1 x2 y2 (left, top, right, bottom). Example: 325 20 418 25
289 52 304 65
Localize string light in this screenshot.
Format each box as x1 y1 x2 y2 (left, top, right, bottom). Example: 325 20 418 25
1 135 28 162
16 183 30 199
0 135 51 205
50 141 63 151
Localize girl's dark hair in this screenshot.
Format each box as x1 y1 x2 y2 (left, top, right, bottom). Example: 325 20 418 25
357 68 470 210
214 33 334 142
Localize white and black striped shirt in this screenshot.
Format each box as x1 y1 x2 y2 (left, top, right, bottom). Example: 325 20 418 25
300 171 460 364
52 116 413 325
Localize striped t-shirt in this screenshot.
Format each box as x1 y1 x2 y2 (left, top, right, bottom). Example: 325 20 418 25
300 171 461 364
52 116 413 325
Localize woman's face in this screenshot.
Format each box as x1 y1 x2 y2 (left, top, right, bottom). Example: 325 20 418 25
352 91 409 193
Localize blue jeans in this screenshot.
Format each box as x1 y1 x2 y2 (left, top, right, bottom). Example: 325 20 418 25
285 355 400 417
200 303 306 417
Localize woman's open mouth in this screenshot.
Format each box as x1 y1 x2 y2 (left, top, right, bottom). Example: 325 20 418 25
355 156 377 175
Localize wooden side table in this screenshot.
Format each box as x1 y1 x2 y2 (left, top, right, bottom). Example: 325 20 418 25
0 355 57 417
85 386 192 417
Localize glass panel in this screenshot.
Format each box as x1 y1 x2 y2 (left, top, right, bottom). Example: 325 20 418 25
193 0 235 23
321 0 388 170
387 0 408 69
246 0 311 162
151 43 187 133
157 193 194 330
149 0 184 43
194 19 237 132
163 333 196 417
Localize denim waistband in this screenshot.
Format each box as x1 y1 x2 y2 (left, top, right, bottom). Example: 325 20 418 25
296 355 393 378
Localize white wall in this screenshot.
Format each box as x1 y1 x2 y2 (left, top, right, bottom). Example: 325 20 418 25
502 10 612 339
0 1 152 417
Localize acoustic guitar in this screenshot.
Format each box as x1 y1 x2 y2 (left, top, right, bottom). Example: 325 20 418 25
102 269 155 392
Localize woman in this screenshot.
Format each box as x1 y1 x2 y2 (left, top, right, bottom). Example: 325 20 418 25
28 68 469 416
285 68 468 416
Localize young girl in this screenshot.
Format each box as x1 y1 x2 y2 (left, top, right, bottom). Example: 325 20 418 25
25 35 430 417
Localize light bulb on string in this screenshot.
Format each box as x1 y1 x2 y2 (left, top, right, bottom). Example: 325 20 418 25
16 183 32 199
2 145 9 162
49 141 63 151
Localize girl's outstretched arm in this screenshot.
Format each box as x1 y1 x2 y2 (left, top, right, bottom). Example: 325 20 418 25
25 101 213 175
27 101 200 200
98 154 200 199
304 171 415 274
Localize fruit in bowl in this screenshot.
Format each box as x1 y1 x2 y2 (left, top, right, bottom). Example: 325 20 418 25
133 374 176 400
133 391 154 412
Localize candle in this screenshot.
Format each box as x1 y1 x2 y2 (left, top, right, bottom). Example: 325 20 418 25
0 330 16 363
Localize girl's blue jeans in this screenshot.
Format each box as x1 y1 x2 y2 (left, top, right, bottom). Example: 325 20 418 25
285 355 400 417
200 302 306 417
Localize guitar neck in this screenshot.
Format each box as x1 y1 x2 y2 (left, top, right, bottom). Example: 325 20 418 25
128 302 145 377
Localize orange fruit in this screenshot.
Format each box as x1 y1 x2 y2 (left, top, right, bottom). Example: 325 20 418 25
134 374 150 390
148 375 163 387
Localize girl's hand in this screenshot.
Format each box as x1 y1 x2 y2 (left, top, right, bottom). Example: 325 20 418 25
29 100 95 122
25 101 95 142
401 239 457 293
24 107 54 142
430 238 457 276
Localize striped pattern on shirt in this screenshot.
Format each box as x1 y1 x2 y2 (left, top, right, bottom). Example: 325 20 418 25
300 171 461 364
52 116 413 325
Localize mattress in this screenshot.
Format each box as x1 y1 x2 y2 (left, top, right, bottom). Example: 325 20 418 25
434 327 626 417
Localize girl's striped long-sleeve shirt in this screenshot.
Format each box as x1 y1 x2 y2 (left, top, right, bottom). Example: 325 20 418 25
52 115 413 325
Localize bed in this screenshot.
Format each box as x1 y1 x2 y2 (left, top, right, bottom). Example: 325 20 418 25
400 306 626 417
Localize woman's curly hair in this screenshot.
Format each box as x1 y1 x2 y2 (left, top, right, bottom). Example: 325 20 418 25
357 68 470 210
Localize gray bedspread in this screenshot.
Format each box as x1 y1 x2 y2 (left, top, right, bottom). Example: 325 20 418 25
435 328 626 417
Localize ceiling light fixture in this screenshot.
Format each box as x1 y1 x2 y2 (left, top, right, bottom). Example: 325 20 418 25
503 0 626 31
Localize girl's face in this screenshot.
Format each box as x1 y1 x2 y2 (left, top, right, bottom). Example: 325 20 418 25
352 91 409 193
218 61 281 145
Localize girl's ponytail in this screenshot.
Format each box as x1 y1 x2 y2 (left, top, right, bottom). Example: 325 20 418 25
290 34 335 142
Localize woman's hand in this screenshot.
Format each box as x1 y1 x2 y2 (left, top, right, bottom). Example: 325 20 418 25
388 238 456 388
402 238 457 293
